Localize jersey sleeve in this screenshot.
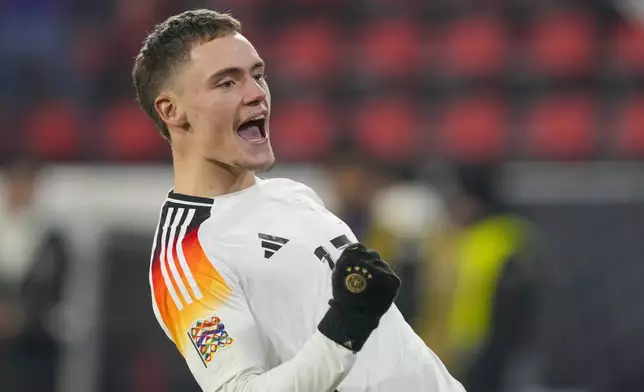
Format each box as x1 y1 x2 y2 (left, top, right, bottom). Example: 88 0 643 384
150 221 356 392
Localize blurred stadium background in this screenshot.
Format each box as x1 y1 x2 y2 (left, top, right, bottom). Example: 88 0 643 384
1 0 644 391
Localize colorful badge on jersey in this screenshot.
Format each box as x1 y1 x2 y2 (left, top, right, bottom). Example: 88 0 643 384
188 315 233 366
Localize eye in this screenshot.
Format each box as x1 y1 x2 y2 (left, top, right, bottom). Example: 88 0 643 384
217 80 236 89
254 73 267 82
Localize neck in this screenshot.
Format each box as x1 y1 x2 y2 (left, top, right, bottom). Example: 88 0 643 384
172 155 256 198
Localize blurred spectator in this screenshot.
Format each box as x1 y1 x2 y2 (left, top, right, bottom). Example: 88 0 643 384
369 178 449 327
0 158 68 392
325 149 420 320
421 163 542 392
325 148 387 245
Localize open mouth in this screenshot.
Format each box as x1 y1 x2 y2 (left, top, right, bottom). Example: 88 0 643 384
237 116 267 143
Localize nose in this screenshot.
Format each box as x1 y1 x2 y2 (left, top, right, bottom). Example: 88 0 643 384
242 76 267 107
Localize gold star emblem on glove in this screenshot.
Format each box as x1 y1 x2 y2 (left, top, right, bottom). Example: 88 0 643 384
345 265 370 294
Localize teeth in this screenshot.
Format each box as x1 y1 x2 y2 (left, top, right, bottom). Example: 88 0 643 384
248 114 265 122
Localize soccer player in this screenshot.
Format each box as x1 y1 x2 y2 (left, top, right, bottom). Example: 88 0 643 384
133 9 465 392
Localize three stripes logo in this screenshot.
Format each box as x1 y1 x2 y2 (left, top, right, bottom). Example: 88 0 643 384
259 233 290 259
152 206 207 312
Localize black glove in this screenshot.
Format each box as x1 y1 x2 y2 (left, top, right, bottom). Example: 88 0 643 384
318 243 401 352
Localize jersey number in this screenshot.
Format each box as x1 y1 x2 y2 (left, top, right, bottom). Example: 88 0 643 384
314 234 351 271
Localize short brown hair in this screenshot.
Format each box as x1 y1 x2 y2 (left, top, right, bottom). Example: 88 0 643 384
132 9 242 141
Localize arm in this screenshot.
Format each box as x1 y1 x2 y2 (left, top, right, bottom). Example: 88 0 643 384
221 331 354 392
197 267 357 392
151 234 398 392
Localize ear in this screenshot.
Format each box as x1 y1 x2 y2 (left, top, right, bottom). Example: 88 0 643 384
155 93 189 130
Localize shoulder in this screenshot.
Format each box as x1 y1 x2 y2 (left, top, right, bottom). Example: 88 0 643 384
257 177 325 207
197 178 345 266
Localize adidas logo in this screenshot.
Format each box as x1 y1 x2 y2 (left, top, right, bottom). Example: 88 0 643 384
258 233 290 259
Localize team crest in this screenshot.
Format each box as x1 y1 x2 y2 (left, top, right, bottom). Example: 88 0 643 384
344 265 372 294
345 273 367 293
188 316 233 366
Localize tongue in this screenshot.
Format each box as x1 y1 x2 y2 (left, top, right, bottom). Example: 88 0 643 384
237 125 263 141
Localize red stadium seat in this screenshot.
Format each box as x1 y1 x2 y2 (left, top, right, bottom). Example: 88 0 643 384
442 96 508 160
526 11 595 77
356 19 421 79
103 101 169 161
616 97 644 157
269 100 334 160
614 21 644 75
26 101 79 160
352 99 419 161
273 21 338 81
526 94 596 159
443 16 507 78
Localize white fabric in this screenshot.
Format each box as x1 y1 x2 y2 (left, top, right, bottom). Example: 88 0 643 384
150 177 465 392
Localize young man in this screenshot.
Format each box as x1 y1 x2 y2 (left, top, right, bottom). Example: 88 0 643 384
133 9 464 392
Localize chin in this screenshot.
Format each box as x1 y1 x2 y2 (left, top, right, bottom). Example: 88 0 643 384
250 156 276 172
240 151 275 172
254 159 276 173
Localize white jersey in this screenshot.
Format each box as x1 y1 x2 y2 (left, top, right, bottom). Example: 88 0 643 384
149 177 465 392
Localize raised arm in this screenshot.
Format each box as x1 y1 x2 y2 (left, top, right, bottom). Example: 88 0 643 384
151 235 399 392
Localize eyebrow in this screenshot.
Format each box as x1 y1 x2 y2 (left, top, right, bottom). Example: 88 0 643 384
207 61 265 85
